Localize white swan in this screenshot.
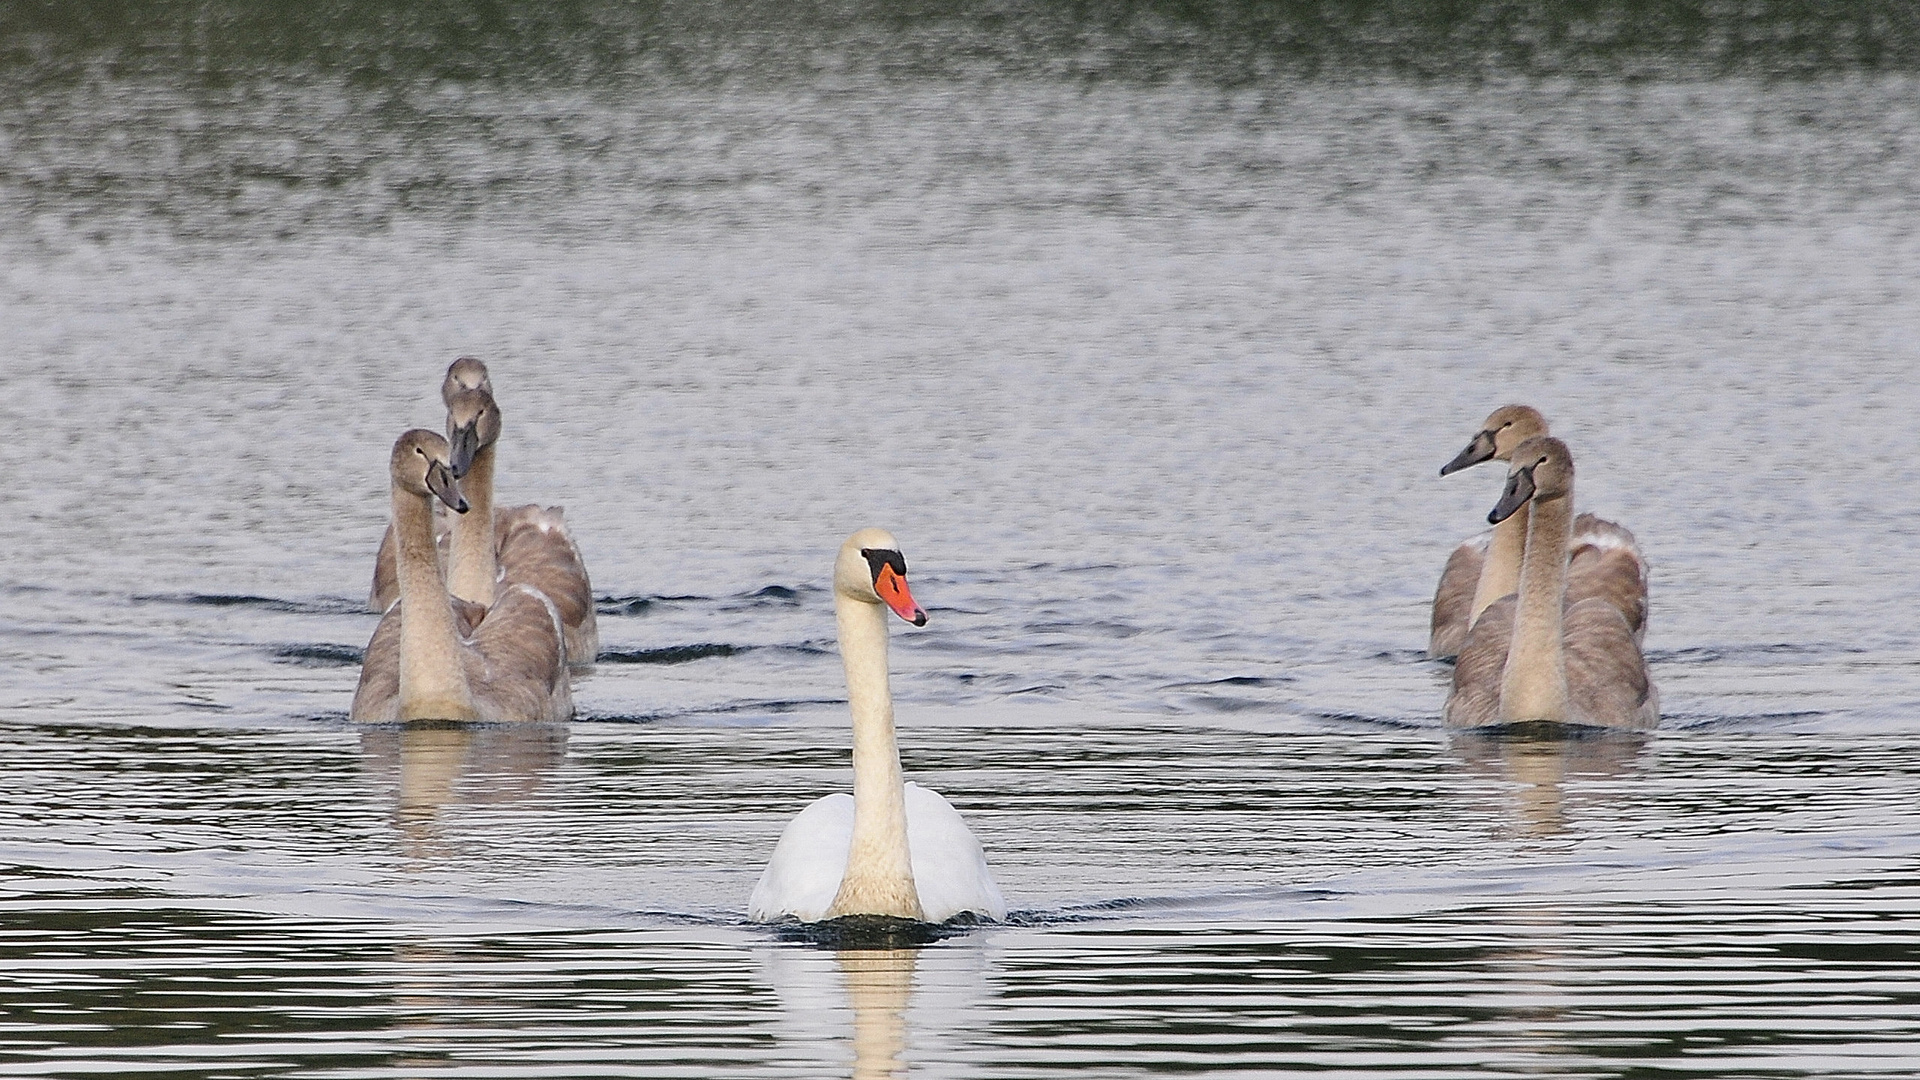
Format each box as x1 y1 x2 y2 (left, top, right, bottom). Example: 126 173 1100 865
351 430 573 723
370 359 599 665
749 529 1005 925
1444 437 1658 730
1430 405 1648 659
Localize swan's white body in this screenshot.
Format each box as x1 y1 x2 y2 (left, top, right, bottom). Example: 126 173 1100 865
749 529 1005 926
749 783 1005 924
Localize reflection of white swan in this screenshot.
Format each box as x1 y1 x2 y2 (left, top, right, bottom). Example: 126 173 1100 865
1430 405 1648 659
1445 437 1658 730
841 949 915 1080
350 430 572 723
756 938 992 1077
749 529 1005 925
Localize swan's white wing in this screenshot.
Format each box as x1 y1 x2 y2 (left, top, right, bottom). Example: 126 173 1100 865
749 793 853 923
750 787 1006 925
904 783 1006 923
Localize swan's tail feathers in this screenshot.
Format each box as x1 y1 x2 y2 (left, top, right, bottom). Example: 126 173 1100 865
1572 512 1640 552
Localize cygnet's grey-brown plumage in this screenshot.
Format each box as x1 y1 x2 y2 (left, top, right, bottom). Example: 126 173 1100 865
351 430 573 723
1443 436 1657 730
1429 405 1649 659
436 374 597 665
368 359 599 665
489 500 598 664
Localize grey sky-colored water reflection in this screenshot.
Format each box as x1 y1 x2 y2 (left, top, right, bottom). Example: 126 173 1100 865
4 4 1920 1077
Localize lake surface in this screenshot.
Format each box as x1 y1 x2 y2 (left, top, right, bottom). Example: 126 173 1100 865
3 3 1919 1076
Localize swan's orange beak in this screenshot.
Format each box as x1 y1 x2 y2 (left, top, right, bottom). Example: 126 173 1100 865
874 565 927 626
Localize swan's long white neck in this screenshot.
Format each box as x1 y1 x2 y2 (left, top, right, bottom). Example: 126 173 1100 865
1470 500 1528 625
827 590 924 921
1500 490 1571 723
447 443 497 606
394 484 479 721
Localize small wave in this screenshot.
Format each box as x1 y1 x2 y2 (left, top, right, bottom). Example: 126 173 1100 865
597 643 751 665
1186 695 1277 714
1445 719 1652 742
1028 883 1348 925
1656 709 1830 730
1307 710 1430 731
733 584 816 606
1024 619 1145 638
1649 642 1869 664
597 593 713 615
269 644 364 667
1373 647 1443 664
132 593 364 616
1022 562 1123 574
1165 675 1292 689
173 697 232 712
596 596 655 616
580 697 845 724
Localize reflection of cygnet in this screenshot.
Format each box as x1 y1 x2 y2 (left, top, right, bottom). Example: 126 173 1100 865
1450 731 1649 838
395 725 470 838
750 530 1004 925
358 723 568 854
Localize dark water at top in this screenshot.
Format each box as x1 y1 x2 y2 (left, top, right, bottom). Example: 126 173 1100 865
3 4 1919 1077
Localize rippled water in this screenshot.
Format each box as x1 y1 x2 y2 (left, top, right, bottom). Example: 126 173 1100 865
4 4 1920 1077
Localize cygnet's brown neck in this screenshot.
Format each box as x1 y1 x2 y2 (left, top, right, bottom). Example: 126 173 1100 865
1499 491 1572 723
394 482 478 721
1471 499 1529 624
446 443 497 606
